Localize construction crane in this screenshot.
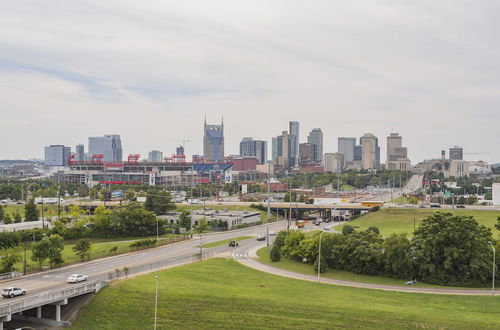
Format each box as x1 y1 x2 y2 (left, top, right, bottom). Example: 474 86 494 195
172 139 190 149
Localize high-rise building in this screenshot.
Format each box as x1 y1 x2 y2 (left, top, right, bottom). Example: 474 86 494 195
203 117 224 162
239 137 267 164
254 140 267 165
387 133 402 162
307 128 323 163
323 152 345 173
360 133 380 170
338 137 356 164
44 145 71 166
240 137 256 157
386 133 411 171
176 146 184 155
271 137 278 162
449 146 463 161
299 143 314 163
148 150 163 162
289 121 299 167
88 134 123 162
354 145 362 162
75 144 85 162
272 131 290 168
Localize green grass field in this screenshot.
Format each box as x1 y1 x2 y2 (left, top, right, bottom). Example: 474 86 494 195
202 236 253 248
70 258 500 329
1 204 70 218
341 208 500 237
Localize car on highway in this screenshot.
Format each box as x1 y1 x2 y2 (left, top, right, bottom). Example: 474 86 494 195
67 274 88 283
228 240 238 247
2 287 26 298
268 231 276 236
256 234 266 241
323 227 331 231
456 205 466 209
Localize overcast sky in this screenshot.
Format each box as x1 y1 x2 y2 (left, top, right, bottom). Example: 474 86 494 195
1 0 499 163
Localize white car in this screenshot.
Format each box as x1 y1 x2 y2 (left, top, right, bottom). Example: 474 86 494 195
2 287 26 298
67 274 88 283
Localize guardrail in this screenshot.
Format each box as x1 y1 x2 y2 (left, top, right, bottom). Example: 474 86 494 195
0 280 105 317
0 272 22 281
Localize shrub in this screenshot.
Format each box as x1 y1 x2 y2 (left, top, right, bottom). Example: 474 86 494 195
270 245 281 262
342 224 354 235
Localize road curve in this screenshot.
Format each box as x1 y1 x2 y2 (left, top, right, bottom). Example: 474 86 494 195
232 240 497 296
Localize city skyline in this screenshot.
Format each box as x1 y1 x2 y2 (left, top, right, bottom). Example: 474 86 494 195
1 2 499 163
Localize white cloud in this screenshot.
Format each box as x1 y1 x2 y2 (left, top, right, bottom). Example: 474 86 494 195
0 0 499 163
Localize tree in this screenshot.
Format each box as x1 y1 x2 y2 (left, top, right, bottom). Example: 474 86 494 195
145 191 175 215
495 216 500 231
412 212 493 286
3 213 12 224
47 234 65 267
125 190 136 201
270 244 281 262
367 226 380 235
31 238 50 269
13 212 22 223
0 205 4 222
382 234 414 279
24 199 39 222
342 224 354 235
281 230 306 261
197 218 208 233
72 239 92 262
179 210 191 231
0 249 21 273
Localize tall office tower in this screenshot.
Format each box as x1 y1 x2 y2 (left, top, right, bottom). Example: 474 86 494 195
176 146 185 155
449 146 463 160
240 137 256 157
44 145 71 166
75 144 85 162
289 121 299 167
323 152 345 172
272 131 290 168
354 145 363 162
148 150 163 162
254 140 267 165
299 143 314 163
272 137 278 161
386 133 402 162
88 134 123 162
307 128 323 163
338 137 356 164
203 117 224 162
360 133 380 170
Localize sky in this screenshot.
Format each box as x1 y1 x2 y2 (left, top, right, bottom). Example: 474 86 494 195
1 0 499 163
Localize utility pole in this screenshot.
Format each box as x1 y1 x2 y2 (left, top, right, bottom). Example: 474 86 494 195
288 171 292 230
41 197 44 229
199 235 203 259
154 275 159 330
267 161 271 246
489 242 496 296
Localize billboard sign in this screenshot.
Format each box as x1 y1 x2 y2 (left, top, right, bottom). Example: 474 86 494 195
111 190 125 201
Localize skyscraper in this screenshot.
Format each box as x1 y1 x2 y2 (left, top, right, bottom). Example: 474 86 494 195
148 150 163 162
338 137 356 164
44 145 71 166
88 134 123 162
75 144 85 162
307 128 323 163
386 133 411 170
203 117 224 162
272 131 290 168
360 133 380 170
449 146 463 160
239 137 267 164
289 121 299 167
299 143 314 163
387 133 402 161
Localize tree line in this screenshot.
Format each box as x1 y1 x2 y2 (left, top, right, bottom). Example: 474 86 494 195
272 212 499 287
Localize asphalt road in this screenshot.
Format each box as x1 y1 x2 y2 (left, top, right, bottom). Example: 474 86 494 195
0 221 288 300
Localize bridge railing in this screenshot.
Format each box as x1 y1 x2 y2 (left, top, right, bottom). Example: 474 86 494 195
0 280 105 317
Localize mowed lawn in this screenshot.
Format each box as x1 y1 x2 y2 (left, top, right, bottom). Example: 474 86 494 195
70 258 500 329
341 208 500 237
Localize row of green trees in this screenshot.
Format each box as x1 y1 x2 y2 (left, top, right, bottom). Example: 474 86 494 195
273 213 499 286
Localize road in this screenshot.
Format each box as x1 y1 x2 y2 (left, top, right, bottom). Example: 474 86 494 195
0 221 286 299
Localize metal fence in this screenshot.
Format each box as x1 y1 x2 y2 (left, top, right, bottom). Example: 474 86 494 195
0 280 106 317
107 251 215 281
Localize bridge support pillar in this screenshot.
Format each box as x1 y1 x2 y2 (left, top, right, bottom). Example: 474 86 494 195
51 299 68 322
0 315 11 330
36 306 42 318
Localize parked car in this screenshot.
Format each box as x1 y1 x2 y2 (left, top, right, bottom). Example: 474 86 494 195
67 274 88 283
456 205 466 209
228 240 238 247
2 287 26 298
268 231 276 236
256 234 266 241
430 203 441 208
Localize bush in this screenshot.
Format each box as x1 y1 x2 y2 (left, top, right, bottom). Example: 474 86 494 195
367 226 380 235
129 239 157 250
314 254 327 273
270 245 281 262
342 224 354 235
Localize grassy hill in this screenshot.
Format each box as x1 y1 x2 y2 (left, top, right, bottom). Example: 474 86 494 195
341 208 500 237
71 258 500 329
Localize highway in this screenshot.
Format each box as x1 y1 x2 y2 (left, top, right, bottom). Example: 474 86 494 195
0 221 287 299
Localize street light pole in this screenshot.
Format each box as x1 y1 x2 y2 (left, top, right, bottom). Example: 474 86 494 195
267 161 271 246
154 275 159 330
317 232 323 282
489 242 496 296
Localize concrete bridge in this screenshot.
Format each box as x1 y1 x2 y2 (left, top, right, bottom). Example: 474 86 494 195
0 280 106 329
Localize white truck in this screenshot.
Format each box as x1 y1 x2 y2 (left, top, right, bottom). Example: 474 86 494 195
34 197 64 205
